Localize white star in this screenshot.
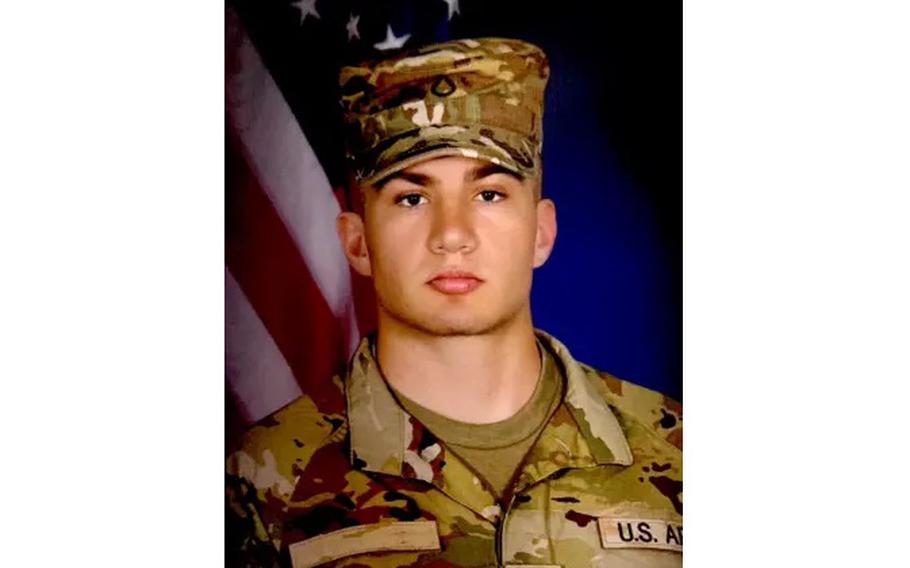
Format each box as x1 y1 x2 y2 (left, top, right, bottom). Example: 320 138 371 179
374 25 411 51
292 0 319 25
346 14 360 41
442 0 460 21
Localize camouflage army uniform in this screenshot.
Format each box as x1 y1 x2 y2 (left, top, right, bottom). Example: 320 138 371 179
226 38 682 567
226 330 682 568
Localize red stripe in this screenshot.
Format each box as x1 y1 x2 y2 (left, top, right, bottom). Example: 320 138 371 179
226 134 346 415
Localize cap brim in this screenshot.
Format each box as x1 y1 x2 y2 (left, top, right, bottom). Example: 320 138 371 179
359 125 540 187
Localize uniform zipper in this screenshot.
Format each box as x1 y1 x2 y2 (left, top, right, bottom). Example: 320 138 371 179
495 493 518 567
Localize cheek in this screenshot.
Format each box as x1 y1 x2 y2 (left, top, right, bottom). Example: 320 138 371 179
366 216 425 273
482 216 538 268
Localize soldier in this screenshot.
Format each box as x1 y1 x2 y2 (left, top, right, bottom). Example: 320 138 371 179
227 37 682 568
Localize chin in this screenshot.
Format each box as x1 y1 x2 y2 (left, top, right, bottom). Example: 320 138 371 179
385 304 519 337
417 319 498 337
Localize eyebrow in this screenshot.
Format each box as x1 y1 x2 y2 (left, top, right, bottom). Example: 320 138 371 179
466 162 524 183
374 170 433 190
374 162 525 191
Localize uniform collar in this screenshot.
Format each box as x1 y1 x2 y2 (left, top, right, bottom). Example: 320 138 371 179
537 329 634 466
345 329 633 481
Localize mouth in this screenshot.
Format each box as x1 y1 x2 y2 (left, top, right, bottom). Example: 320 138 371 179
427 270 484 295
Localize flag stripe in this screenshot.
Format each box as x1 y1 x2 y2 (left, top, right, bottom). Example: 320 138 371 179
225 267 303 424
226 133 347 416
226 7 359 356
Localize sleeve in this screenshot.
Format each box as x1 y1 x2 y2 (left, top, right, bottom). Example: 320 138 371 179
226 466 285 568
224 395 343 567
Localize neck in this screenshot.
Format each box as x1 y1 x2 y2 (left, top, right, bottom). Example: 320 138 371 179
375 309 541 424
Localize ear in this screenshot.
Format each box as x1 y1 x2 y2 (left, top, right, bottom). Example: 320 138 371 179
336 211 372 277
533 198 557 268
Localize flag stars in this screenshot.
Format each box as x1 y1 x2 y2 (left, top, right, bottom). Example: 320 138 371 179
346 14 361 41
292 0 319 25
374 25 411 51
442 0 460 21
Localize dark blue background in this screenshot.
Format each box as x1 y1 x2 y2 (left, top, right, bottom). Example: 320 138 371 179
529 8 680 401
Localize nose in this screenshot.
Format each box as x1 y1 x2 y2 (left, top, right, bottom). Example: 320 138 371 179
427 199 478 255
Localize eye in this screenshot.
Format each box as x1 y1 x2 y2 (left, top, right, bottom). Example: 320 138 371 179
394 193 428 208
475 189 505 203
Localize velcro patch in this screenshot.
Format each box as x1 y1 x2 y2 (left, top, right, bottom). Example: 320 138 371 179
598 517 682 552
289 520 441 568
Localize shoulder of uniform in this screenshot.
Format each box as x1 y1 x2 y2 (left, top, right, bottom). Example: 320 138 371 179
226 380 350 506
225 390 348 564
578 363 682 452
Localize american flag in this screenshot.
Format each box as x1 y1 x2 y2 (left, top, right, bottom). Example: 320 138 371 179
225 0 682 435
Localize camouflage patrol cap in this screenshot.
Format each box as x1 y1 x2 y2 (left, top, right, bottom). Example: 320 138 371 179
339 37 550 186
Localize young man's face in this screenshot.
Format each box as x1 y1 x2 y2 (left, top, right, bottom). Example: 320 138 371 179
338 156 557 337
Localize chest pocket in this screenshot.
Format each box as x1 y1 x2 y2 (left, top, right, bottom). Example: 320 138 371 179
288 520 441 568
502 508 682 568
